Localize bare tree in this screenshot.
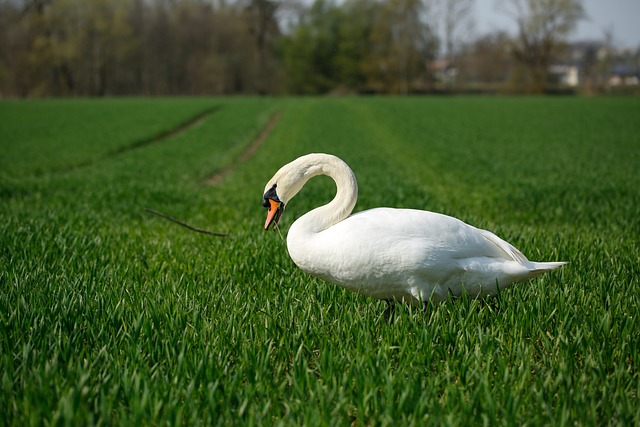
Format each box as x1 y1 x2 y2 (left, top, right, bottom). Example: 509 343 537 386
434 0 475 66
498 0 584 93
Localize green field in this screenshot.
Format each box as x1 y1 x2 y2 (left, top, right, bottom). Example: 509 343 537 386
1 97 639 425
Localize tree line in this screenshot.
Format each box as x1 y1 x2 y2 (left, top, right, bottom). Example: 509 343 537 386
1 0 285 96
0 0 589 97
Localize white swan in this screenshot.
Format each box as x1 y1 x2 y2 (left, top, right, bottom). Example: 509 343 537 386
262 153 565 310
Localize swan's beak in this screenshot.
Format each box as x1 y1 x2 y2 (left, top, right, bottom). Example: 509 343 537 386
264 199 284 230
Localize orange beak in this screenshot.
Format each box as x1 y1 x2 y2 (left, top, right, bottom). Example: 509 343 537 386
264 199 283 230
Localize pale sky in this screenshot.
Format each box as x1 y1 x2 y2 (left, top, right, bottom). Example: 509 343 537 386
474 0 640 48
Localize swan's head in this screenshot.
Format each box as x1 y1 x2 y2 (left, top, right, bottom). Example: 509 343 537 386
262 183 285 230
262 155 316 230
263 153 355 230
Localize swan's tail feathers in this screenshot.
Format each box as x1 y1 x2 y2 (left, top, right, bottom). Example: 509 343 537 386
527 261 568 278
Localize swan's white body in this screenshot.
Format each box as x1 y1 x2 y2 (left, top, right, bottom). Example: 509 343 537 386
263 153 565 305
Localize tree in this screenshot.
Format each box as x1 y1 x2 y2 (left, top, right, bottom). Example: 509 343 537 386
498 0 584 93
280 0 344 94
458 31 512 89
363 0 436 94
244 0 284 94
434 0 475 75
280 0 436 94
333 0 377 91
0 1 33 96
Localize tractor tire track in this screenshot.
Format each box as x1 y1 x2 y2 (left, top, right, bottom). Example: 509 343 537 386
65 106 220 173
205 111 281 186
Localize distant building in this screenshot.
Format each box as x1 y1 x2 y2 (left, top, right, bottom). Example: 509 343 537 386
431 59 459 86
549 64 580 87
608 64 640 86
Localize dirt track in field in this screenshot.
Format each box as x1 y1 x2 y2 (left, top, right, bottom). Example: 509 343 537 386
205 111 281 186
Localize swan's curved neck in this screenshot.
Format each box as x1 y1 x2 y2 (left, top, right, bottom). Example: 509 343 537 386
289 154 358 234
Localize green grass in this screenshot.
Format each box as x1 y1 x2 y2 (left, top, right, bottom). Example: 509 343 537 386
0 98 225 178
1 97 639 425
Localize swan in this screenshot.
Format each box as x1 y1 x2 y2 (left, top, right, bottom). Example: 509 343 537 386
262 153 565 312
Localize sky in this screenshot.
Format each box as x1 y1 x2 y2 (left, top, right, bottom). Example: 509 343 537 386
474 0 640 49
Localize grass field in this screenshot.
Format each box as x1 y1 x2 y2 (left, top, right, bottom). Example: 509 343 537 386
1 97 639 425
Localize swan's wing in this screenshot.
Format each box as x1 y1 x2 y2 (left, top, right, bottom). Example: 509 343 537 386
339 208 521 263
